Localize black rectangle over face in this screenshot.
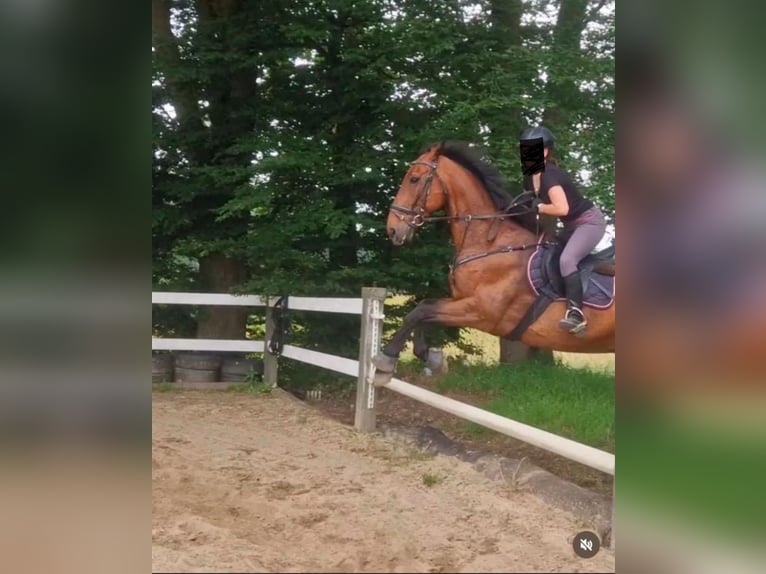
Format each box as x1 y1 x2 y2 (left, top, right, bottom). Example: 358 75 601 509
520 137 545 175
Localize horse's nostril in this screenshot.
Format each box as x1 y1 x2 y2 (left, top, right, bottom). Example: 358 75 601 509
388 227 396 239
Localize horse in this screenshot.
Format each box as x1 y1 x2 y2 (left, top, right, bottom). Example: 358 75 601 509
372 141 615 382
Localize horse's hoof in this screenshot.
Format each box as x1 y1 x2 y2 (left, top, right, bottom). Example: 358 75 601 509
372 352 397 373
425 348 448 374
373 370 393 387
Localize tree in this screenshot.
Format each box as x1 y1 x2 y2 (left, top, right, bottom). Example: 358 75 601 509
153 0 268 339
151 0 615 372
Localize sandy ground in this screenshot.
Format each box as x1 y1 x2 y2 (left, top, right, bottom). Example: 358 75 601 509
152 390 614 573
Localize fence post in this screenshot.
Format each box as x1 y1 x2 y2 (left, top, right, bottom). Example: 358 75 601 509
355 286 386 432
264 296 279 388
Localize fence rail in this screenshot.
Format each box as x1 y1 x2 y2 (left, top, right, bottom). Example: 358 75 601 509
152 338 266 353
152 291 362 315
281 345 360 378
152 292 267 307
151 288 615 478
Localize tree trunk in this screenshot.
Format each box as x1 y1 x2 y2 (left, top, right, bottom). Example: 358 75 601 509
542 0 589 135
325 12 359 271
503 0 590 365
152 0 206 145
488 0 524 144
154 0 254 343
196 255 250 339
499 338 555 364
491 0 554 365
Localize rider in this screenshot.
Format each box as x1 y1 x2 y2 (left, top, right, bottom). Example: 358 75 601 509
519 126 607 334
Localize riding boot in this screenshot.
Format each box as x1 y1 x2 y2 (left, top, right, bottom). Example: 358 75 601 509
559 271 587 334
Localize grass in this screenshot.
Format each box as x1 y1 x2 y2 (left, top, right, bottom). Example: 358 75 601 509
150 380 273 395
435 360 614 452
383 293 614 451
152 382 174 392
230 382 273 395
422 472 444 487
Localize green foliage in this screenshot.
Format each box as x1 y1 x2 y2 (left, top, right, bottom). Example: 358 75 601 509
153 0 614 357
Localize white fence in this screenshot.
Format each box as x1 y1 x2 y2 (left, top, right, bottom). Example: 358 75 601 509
151 287 615 476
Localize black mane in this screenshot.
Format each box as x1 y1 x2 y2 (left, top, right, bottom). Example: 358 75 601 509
422 141 538 234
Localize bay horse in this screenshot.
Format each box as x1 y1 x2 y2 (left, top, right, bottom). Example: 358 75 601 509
372 141 615 382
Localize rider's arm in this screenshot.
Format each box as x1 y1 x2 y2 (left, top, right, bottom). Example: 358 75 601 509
538 185 570 217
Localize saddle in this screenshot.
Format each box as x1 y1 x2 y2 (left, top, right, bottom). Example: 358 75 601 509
537 240 615 302
506 238 616 341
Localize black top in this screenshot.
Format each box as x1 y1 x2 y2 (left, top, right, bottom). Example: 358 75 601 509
524 164 594 223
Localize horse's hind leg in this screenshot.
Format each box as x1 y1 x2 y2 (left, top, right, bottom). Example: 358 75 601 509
414 325 449 373
413 325 429 362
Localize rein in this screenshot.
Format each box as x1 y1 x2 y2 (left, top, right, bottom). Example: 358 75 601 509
391 157 552 270
390 158 537 227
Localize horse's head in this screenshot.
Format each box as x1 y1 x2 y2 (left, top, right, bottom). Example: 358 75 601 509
386 147 448 246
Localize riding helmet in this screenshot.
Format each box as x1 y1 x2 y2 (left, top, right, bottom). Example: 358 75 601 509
520 126 555 149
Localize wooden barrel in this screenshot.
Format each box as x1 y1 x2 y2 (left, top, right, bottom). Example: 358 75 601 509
174 366 219 383
220 356 264 382
152 352 174 383
173 352 222 383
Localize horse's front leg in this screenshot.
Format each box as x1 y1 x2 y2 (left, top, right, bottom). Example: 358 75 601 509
372 297 480 383
413 325 449 373
412 325 429 363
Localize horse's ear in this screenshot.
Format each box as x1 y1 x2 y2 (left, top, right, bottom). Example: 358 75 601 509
419 142 437 155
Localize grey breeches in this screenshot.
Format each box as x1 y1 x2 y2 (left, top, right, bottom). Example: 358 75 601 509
560 207 607 277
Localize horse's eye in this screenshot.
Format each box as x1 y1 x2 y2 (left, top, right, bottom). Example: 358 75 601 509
410 176 420 184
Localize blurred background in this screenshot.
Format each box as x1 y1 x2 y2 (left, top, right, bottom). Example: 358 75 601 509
0 1 146 573
618 1 766 572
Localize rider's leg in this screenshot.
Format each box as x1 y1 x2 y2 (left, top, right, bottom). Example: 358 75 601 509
559 208 607 333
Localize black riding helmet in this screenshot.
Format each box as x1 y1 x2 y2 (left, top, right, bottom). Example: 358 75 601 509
519 126 554 175
520 126 555 148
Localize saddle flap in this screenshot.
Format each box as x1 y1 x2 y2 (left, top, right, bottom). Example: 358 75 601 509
535 240 615 307
542 242 566 295
544 240 615 282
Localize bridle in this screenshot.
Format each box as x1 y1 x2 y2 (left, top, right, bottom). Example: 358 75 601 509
389 156 553 270
390 157 541 227
389 159 444 229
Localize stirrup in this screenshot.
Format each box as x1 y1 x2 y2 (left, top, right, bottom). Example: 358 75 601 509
559 307 587 334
